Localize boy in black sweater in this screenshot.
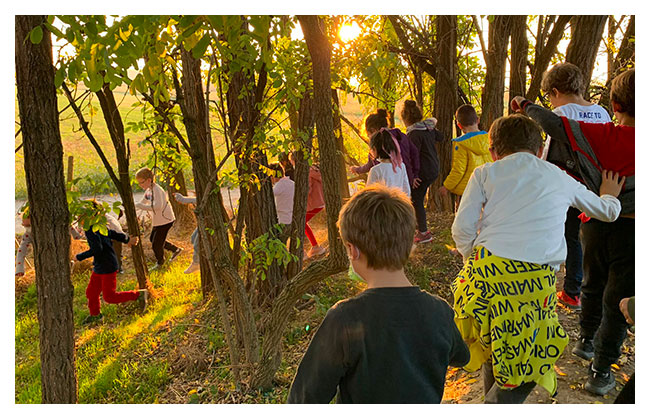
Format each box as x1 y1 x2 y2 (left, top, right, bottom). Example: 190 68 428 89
287 184 469 403
75 212 145 324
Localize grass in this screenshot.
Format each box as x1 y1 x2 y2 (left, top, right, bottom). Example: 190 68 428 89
14 90 368 201
14 211 464 404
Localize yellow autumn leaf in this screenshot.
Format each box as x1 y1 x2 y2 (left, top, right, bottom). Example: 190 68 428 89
611 363 620 370
554 365 567 376
194 318 200 324
466 378 477 384
188 389 197 395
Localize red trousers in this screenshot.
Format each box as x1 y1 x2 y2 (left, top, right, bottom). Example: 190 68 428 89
86 271 139 315
305 207 323 247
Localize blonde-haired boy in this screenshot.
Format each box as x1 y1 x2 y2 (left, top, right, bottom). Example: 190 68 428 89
288 184 469 403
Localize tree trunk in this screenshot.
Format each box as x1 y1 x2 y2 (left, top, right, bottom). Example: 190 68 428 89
331 89 350 199
481 15 512 130
15 15 77 403
509 15 528 113
95 86 150 290
565 15 608 99
429 15 457 213
599 16 635 111
250 15 350 390
526 15 572 100
179 46 260 378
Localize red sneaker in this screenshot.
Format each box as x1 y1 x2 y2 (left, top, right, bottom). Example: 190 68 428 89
557 290 581 309
414 231 433 244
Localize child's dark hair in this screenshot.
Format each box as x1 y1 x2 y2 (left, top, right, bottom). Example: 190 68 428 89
541 62 585 96
489 114 544 157
268 162 285 178
611 68 634 117
364 109 390 135
400 100 423 127
455 104 479 127
369 129 398 160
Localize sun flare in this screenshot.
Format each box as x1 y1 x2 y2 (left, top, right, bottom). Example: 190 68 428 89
339 22 362 43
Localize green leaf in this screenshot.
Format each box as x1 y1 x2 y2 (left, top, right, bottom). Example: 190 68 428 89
54 66 65 87
192 33 211 59
29 26 43 44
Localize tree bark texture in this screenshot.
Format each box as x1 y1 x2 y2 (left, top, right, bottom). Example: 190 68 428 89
481 15 512 130
526 15 572 100
331 89 350 199
565 15 608 99
429 15 457 213
15 15 78 403
179 46 260 378
95 86 150 290
249 15 350 390
509 15 528 112
599 16 635 111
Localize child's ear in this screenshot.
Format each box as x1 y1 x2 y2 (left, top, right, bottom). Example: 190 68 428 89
536 144 545 158
611 100 622 114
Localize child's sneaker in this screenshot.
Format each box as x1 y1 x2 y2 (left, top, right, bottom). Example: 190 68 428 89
184 262 200 274
82 313 104 325
585 363 615 396
572 337 595 361
414 231 433 244
557 290 581 309
137 289 149 311
170 247 183 263
307 246 327 258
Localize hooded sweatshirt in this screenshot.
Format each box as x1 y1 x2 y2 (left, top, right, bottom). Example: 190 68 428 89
443 131 492 196
405 118 444 182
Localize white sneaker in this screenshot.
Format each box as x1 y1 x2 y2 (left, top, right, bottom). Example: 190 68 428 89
184 262 200 274
307 246 327 258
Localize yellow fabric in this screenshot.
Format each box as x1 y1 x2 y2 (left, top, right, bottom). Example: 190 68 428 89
451 246 568 395
443 132 492 196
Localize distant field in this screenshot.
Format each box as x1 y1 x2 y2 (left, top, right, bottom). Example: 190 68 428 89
15 89 369 200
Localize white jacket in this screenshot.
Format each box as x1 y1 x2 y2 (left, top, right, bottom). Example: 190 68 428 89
135 182 176 227
452 152 621 270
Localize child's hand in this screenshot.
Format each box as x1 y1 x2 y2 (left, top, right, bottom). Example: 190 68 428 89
438 185 448 197
413 177 422 188
127 236 139 247
511 96 526 113
599 170 626 197
619 297 634 325
350 166 359 174
173 192 184 202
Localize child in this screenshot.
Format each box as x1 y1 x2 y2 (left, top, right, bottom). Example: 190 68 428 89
366 129 411 197
134 167 182 271
540 62 612 310
173 193 200 274
75 209 145 324
511 68 634 396
351 109 420 188
269 163 295 228
438 104 492 207
288 184 469 403
451 114 623 403
15 211 32 277
401 100 444 244
278 151 295 181
289 152 327 259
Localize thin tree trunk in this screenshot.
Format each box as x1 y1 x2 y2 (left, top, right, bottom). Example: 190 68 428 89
429 15 457 213
599 16 635 111
15 14 77 403
95 86 150 290
481 15 512 130
331 89 350 199
565 15 608 99
526 15 572 100
509 15 528 113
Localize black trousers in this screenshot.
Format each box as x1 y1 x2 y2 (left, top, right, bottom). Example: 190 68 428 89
563 207 583 297
580 218 635 370
482 362 536 404
149 221 178 265
411 178 433 233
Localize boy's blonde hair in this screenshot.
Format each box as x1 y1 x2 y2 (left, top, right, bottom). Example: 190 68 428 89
135 167 153 181
611 68 634 117
337 184 416 270
541 62 584 96
489 114 544 157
